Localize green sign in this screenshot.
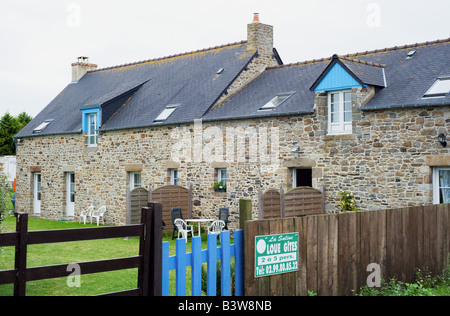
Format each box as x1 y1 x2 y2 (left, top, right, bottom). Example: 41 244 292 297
255 233 299 278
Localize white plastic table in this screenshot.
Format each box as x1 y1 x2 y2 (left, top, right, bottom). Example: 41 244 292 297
185 219 214 237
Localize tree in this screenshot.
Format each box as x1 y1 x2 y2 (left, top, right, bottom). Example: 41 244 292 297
0 112 32 155
17 112 32 127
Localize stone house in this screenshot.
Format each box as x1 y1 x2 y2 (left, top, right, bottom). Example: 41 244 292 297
15 15 449 227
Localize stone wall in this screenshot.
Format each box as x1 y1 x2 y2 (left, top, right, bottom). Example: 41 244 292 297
16 101 449 227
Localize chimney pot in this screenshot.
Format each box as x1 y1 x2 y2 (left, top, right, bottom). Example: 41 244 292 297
71 56 98 82
253 13 260 23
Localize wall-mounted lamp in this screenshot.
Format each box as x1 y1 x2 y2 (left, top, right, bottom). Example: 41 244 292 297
438 133 447 148
292 145 301 158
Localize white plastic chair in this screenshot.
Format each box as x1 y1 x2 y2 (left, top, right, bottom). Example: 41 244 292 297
91 205 106 226
174 218 194 240
208 220 226 241
79 205 94 225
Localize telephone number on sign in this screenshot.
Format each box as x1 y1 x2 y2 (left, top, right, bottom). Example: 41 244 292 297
256 261 298 276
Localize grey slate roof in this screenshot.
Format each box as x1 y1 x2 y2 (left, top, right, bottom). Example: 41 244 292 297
355 40 450 110
205 39 450 119
16 41 257 138
16 38 450 138
340 57 386 88
203 61 327 120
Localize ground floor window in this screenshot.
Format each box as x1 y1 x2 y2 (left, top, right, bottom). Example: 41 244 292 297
66 172 75 217
129 172 141 190
433 168 450 204
33 172 42 215
217 168 227 185
170 169 178 185
292 168 312 189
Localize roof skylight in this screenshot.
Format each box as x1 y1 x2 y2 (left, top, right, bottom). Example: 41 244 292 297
423 77 450 99
154 104 179 122
406 50 416 59
33 119 54 134
259 92 294 111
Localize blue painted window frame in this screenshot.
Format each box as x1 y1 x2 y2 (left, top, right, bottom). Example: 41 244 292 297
81 106 101 133
81 106 101 146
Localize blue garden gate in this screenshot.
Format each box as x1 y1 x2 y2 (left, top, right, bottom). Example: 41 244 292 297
162 230 244 296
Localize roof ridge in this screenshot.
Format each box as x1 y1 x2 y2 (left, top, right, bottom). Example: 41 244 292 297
339 55 386 68
266 37 450 71
266 57 332 70
89 40 248 73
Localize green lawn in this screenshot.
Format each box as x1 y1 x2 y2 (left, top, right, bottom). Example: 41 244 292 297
0 215 216 296
4 190 14 213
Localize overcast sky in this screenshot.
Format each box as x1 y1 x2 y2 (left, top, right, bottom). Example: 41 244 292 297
1 0 450 117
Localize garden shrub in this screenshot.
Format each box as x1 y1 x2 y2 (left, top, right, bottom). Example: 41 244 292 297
201 260 235 296
337 191 361 212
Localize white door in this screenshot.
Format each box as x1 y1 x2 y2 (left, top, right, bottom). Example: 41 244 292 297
33 173 41 215
66 173 75 217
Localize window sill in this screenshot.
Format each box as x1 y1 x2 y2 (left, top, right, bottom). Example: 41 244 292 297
86 145 98 153
323 134 355 141
212 190 227 197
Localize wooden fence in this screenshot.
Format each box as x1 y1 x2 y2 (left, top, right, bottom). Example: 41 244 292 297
162 230 244 296
258 186 325 219
0 203 163 296
151 185 192 233
128 187 149 225
244 204 450 296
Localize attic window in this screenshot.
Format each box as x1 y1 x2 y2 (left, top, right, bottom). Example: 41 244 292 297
423 77 450 99
33 119 54 134
259 92 294 111
154 104 179 122
406 50 416 59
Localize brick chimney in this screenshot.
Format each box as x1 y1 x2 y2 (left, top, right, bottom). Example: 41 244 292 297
247 13 274 63
71 57 98 82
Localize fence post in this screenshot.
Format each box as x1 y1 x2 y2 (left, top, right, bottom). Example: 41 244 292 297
239 199 252 230
148 202 163 296
139 203 163 296
14 212 28 296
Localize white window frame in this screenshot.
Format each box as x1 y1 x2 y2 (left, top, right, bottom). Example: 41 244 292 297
423 77 450 99
129 172 141 190
259 92 294 111
33 119 53 134
433 167 450 204
87 113 98 147
170 169 178 185
154 104 179 122
328 90 353 135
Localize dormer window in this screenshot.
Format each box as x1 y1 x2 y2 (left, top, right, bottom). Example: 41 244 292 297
328 90 352 135
423 77 450 99
154 104 179 122
259 92 294 111
80 106 101 147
